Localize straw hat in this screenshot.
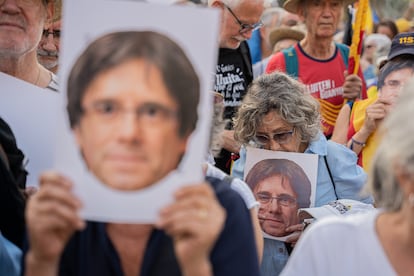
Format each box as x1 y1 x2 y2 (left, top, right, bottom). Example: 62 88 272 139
283 0 356 14
268 26 305 49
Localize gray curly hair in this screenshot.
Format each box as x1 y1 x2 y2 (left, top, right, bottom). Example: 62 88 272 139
233 71 321 145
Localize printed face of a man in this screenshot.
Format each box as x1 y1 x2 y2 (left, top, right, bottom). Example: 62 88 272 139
255 174 299 237
74 59 189 191
380 67 414 105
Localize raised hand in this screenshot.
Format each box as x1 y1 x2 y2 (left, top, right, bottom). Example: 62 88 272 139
156 182 226 276
342 71 363 101
25 172 84 276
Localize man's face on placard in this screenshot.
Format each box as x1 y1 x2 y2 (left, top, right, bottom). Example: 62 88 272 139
379 67 414 106
254 174 299 237
74 59 189 191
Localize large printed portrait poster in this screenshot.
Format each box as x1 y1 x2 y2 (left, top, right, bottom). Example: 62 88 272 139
0 73 60 187
54 0 220 223
244 146 318 241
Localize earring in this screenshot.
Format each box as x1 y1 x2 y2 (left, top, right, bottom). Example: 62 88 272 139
408 193 414 207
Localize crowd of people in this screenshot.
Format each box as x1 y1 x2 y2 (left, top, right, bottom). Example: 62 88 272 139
2 0 414 275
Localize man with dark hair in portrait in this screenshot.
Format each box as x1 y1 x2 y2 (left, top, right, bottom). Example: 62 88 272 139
66 31 200 191
25 31 260 276
245 158 311 238
245 158 312 276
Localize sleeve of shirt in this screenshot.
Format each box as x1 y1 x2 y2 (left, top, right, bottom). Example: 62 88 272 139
279 228 323 275
279 218 343 276
265 52 286 74
230 178 259 210
0 233 21 276
230 145 246 180
208 177 261 276
326 141 374 204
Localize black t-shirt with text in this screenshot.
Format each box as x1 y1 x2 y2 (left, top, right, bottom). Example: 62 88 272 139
213 41 253 173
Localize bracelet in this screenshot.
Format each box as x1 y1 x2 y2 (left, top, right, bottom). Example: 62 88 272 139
350 137 366 150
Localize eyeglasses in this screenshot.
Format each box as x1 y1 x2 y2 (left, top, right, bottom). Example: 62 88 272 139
256 193 297 207
254 128 295 146
81 100 178 126
41 29 60 43
223 3 263 34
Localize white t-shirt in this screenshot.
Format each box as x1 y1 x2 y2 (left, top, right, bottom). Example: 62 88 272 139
206 163 259 210
280 209 397 276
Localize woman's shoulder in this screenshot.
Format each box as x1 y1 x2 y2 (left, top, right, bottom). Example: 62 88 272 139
305 209 380 237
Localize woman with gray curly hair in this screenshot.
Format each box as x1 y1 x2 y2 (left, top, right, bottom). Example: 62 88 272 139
233 72 320 148
231 72 373 276
233 72 371 204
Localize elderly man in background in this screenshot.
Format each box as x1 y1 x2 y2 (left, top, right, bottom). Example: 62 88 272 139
266 0 366 138
37 0 61 74
0 0 57 91
208 0 264 173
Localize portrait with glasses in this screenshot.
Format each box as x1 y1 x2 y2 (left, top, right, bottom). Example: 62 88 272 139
53 1 221 222
244 156 315 239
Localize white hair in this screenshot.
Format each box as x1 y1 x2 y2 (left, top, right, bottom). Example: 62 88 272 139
364 33 392 58
261 7 285 28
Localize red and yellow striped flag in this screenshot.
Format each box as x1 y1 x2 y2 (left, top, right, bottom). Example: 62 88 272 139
348 0 369 75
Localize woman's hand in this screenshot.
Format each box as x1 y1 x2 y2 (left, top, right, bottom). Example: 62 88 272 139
284 223 305 247
362 97 392 134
